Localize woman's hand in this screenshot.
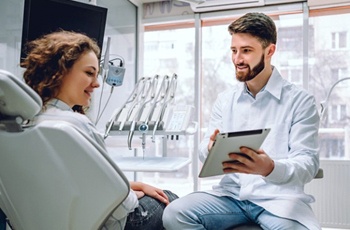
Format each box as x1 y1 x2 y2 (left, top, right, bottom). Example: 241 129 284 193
130 181 170 205
134 190 145 199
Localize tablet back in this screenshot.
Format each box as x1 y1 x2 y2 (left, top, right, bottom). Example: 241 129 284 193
199 128 270 178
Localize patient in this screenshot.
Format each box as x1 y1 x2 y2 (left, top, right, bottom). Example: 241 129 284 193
20 30 178 230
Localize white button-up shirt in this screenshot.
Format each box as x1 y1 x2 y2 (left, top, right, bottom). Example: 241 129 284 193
199 67 321 229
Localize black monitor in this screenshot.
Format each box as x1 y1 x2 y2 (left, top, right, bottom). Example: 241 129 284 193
20 0 108 61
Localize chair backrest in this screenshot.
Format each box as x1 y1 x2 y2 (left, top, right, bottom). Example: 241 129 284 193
0 70 130 230
0 69 42 132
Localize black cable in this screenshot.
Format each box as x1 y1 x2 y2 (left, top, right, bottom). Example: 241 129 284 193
108 57 124 67
95 61 107 124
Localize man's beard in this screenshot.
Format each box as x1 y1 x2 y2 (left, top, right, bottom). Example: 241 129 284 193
235 54 265 82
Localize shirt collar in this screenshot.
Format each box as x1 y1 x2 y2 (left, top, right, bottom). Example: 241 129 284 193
264 66 284 101
237 66 284 100
46 99 73 111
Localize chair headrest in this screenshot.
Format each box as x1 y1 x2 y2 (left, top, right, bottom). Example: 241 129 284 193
0 69 42 120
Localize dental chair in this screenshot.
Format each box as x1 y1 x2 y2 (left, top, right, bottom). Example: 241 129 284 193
0 69 130 230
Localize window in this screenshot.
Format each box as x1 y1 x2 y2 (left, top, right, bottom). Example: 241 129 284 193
143 28 195 105
331 105 338 122
339 31 347 48
280 67 303 86
330 104 347 122
142 3 350 195
320 136 344 159
143 27 196 195
309 7 350 159
331 67 348 82
332 31 347 49
279 26 303 52
142 5 308 192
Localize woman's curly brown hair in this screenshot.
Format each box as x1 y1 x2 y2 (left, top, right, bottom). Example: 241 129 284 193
20 30 100 114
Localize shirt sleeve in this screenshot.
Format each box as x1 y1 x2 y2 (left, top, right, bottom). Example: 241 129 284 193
198 90 228 163
265 92 320 185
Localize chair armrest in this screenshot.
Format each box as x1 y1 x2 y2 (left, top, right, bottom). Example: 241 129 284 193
315 168 324 179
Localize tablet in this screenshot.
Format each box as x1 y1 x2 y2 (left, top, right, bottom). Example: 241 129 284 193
199 128 270 178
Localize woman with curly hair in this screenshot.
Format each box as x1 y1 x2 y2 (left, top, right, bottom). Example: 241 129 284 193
21 30 178 230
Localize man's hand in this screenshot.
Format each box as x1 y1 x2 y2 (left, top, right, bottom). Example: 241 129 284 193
222 147 274 176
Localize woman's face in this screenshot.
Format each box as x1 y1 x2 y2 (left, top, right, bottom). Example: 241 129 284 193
56 50 100 108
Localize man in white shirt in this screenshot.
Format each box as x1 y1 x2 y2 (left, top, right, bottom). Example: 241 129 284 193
163 12 320 230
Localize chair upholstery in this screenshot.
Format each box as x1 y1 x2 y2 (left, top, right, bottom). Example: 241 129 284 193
0 70 130 230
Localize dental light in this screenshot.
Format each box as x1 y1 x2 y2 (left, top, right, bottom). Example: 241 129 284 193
101 37 125 87
95 37 126 125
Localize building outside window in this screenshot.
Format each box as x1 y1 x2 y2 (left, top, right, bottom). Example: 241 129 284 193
332 31 347 49
141 3 350 194
309 7 350 159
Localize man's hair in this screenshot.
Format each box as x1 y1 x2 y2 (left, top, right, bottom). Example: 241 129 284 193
228 12 277 48
21 30 100 113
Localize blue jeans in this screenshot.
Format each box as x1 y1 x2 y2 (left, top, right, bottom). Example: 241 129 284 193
125 190 178 230
162 192 308 230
